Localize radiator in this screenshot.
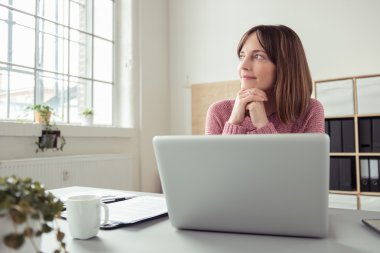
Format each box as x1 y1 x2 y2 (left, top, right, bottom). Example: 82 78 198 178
0 154 135 190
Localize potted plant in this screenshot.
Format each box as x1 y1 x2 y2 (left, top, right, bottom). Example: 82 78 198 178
36 125 66 153
25 104 66 152
0 176 67 253
26 104 54 125
80 108 94 126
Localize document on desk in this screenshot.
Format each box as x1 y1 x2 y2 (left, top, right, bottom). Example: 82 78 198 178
104 196 168 226
60 195 168 229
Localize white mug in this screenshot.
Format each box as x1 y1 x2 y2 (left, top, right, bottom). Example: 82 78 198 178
66 195 109 240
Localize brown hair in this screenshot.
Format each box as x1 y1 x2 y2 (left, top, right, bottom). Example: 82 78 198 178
237 25 312 124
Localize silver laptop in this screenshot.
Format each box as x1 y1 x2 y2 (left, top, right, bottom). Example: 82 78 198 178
153 134 330 238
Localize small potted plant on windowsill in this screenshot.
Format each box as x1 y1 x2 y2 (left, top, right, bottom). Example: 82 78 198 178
26 104 54 125
0 176 67 253
80 108 94 126
25 104 66 152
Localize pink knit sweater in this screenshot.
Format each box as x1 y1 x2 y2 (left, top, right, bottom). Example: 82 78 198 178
205 98 325 135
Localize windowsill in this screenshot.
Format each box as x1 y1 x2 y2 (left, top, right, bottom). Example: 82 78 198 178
0 121 135 138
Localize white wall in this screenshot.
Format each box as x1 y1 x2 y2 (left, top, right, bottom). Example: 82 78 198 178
138 0 170 192
169 0 380 134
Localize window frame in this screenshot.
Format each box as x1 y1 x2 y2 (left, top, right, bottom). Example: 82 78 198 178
0 0 115 126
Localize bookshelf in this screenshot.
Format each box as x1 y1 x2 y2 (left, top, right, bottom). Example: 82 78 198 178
314 74 380 210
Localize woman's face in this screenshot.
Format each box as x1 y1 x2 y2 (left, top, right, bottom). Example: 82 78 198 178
237 32 276 91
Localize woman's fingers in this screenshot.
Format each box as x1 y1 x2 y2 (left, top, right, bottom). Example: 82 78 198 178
239 88 268 101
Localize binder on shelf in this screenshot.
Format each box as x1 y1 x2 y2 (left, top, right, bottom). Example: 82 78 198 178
330 120 342 152
360 159 370 192
329 157 340 190
341 119 355 152
359 118 372 152
372 118 380 152
339 157 355 191
369 159 380 192
325 120 330 136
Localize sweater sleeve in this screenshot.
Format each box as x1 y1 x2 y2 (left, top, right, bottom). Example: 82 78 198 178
247 122 278 134
205 100 230 135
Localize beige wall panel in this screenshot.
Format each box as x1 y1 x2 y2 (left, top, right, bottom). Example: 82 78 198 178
191 80 240 135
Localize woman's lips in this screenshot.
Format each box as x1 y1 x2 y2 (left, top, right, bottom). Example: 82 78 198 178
242 76 257 80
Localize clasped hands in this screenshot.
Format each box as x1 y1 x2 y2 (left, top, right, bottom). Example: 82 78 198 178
228 88 269 129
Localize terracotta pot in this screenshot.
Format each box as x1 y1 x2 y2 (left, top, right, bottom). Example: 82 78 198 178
34 111 51 124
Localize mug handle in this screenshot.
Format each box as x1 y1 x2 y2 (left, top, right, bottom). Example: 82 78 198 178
100 203 109 226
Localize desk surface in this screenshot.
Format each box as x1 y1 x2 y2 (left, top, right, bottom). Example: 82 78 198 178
43 187 380 253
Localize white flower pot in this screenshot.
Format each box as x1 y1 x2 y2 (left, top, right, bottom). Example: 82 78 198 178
0 214 42 253
81 115 93 126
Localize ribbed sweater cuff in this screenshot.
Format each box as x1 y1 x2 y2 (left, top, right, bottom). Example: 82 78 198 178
223 122 247 134
248 122 277 134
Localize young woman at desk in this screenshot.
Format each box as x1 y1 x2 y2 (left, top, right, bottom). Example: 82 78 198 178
205 25 325 135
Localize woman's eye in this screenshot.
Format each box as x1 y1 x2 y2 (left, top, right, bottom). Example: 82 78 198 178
238 54 245 60
254 54 265 60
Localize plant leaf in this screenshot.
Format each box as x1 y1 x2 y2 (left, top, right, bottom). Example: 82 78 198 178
3 233 25 249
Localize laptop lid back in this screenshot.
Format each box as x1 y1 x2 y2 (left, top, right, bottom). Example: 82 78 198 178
153 134 330 237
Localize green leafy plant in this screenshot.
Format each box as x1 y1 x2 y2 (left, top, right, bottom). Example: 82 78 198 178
25 104 66 152
36 130 66 153
26 104 54 125
80 108 94 117
0 176 67 253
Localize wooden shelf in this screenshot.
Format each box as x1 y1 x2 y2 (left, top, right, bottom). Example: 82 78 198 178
330 153 356 156
315 73 380 209
329 190 358 195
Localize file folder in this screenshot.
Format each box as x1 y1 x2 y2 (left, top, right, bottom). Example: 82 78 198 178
329 157 340 190
359 118 372 152
330 120 342 152
372 118 380 152
341 119 355 152
360 159 370 192
369 159 380 192
325 120 330 135
339 157 355 191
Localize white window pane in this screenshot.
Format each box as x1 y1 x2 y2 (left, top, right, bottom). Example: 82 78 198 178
12 12 35 67
70 29 92 78
37 71 67 123
7 0 35 14
316 79 354 117
94 0 113 39
0 67 8 119
93 38 113 82
9 67 35 120
357 77 380 115
0 5 7 19
93 81 112 125
38 21 68 74
0 19 8 62
68 77 91 123
70 0 92 33
38 0 69 25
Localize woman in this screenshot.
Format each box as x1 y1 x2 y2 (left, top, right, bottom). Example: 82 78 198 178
205 25 325 135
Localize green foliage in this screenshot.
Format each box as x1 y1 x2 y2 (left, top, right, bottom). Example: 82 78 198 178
26 104 54 126
0 176 68 253
25 104 67 153
81 108 94 117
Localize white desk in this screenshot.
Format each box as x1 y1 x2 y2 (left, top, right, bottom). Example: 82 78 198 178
43 187 380 253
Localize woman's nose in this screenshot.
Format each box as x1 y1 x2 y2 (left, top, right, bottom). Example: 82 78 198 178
240 57 251 71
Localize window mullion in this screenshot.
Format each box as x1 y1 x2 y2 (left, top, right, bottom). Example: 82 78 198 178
6 1 13 118
34 0 40 105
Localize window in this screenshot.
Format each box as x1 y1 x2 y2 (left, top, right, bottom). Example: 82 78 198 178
0 0 114 125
